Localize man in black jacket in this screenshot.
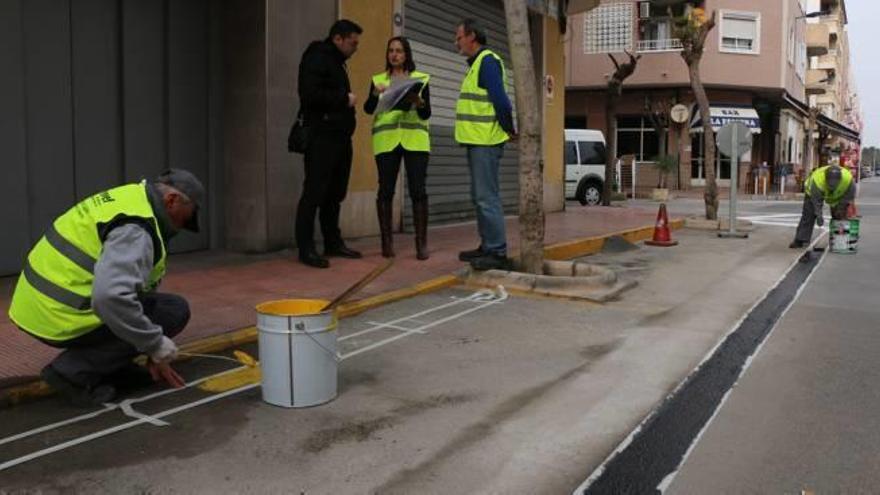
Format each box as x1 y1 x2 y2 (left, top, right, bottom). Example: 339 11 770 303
295 19 364 268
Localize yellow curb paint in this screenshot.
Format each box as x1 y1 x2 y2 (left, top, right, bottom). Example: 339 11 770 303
199 366 261 392
2 222 676 407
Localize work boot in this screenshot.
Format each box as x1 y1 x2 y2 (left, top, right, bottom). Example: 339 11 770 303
377 199 395 258
458 246 485 261
324 242 362 259
299 249 330 268
469 253 513 271
104 363 155 393
413 199 429 260
41 365 116 408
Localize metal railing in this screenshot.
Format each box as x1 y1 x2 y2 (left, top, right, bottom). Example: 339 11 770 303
637 38 683 52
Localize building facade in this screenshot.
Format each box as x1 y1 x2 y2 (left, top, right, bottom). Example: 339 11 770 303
565 0 859 197
0 0 566 276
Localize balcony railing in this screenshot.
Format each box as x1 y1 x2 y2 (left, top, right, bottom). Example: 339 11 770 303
637 38 683 52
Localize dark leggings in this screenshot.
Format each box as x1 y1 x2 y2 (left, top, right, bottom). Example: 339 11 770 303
376 145 428 202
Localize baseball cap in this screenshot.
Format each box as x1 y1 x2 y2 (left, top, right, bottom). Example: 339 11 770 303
157 168 205 232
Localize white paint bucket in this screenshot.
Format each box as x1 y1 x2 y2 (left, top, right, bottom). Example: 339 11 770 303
830 219 859 254
256 299 338 408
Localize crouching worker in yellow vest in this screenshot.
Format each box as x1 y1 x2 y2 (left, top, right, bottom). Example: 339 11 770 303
790 164 855 248
364 36 432 260
8 169 205 406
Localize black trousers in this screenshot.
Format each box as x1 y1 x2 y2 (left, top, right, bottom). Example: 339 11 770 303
296 131 354 251
376 145 428 203
35 292 190 387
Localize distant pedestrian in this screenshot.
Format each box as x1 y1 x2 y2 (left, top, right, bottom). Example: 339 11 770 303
453 18 516 271
364 36 432 260
295 19 364 268
8 169 204 406
790 164 855 248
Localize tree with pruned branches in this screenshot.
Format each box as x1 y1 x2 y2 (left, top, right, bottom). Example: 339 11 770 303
603 50 641 206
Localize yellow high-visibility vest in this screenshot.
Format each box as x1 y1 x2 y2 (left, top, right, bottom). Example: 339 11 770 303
9 182 167 342
454 49 510 146
371 70 431 155
805 165 853 206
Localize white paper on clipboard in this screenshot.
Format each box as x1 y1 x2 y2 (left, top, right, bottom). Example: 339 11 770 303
375 78 423 114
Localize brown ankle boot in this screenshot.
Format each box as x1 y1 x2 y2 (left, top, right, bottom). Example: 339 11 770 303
377 199 395 258
413 199 429 260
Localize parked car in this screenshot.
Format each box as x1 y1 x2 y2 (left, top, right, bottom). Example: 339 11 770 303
564 129 607 206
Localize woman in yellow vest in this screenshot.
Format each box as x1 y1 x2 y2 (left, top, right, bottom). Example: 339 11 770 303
363 36 432 260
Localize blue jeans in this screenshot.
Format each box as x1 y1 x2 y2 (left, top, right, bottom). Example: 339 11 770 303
467 144 507 255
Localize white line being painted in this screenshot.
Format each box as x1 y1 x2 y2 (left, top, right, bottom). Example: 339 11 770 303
572 239 826 495
0 364 248 447
0 384 259 472
0 288 506 472
656 247 828 493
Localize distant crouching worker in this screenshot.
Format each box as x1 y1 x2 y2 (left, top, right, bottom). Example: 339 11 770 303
364 36 432 260
790 164 855 248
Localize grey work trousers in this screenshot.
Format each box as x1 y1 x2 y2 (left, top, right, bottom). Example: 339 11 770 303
31 292 190 387
794 196 848 244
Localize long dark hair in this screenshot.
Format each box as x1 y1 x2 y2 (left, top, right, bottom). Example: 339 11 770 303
385 36 416 73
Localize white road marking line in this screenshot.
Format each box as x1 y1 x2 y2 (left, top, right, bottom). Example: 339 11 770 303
0 384 258 472
1 288 507 472
118 400 169 427
364 321 427 334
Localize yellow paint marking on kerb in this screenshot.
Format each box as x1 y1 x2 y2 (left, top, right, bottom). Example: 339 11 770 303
199 366 261 392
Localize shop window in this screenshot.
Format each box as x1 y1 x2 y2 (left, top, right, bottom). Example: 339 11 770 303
617 116 661 161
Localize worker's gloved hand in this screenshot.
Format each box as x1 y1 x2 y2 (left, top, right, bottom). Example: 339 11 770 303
149 336 178 364
816 215 824 227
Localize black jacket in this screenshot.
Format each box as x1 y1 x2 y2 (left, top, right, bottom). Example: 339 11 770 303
297 39 356 136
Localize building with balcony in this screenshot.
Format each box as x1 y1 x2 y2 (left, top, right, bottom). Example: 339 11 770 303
566 0 858 194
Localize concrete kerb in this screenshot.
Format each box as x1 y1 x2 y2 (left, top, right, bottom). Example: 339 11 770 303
0 220 683 408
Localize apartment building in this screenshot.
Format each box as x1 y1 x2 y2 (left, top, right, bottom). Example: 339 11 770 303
565 0 860 194
806 0 862 171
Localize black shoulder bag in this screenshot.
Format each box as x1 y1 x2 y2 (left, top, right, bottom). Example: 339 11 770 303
287 108 309 154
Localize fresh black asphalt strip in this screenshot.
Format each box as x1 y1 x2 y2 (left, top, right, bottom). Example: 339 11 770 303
577 248 825 494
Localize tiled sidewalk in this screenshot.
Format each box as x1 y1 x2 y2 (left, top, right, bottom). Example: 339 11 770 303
0 205 663 385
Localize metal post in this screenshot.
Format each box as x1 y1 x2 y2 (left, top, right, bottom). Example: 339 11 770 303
719 124 748 239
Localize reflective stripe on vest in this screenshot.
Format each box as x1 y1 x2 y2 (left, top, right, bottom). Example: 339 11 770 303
371 71 431 155
8 182 167 341
806 166 853 206
454 49 510 146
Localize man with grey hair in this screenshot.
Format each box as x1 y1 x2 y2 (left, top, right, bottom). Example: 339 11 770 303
9 168 205 406
453 18 516 271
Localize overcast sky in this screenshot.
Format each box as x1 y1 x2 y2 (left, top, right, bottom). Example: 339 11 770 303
843 1 876 146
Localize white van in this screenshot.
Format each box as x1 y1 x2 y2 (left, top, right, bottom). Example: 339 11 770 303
564 129 607 206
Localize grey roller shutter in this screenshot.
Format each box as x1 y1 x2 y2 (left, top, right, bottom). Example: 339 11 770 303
402 0 518 228
0 0 222 275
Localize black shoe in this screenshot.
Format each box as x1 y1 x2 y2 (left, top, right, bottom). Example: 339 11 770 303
104 363 155 392
324 244 362 259
299 250 330 268
41 365 116 407
458 246 485 261
470 253 513 271
789 240 807 249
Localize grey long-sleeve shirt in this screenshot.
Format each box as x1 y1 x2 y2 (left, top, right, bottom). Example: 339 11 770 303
90 223 164 354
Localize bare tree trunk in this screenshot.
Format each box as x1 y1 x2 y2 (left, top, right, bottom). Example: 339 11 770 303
503 0 544 274
603 95 617 206
689 61 718 219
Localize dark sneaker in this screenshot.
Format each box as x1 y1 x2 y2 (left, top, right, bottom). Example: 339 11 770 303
470 253 513 271
789 240 807 249
41 365 116 407
458 246 485 261
104 363 155 393
324 244 363 259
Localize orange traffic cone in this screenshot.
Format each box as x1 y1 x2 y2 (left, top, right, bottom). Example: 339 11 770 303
645 203 678 247
846 202 860 219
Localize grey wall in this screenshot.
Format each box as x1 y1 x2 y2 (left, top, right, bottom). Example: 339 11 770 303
223 0 335 252
0 0 222 276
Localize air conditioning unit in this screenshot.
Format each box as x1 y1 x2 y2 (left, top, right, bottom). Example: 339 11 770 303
639 1 651 19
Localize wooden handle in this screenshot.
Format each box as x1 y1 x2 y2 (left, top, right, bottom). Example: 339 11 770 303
322 259 394 312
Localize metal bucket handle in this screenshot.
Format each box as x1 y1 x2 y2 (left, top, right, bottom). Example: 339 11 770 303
259 321 340 362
